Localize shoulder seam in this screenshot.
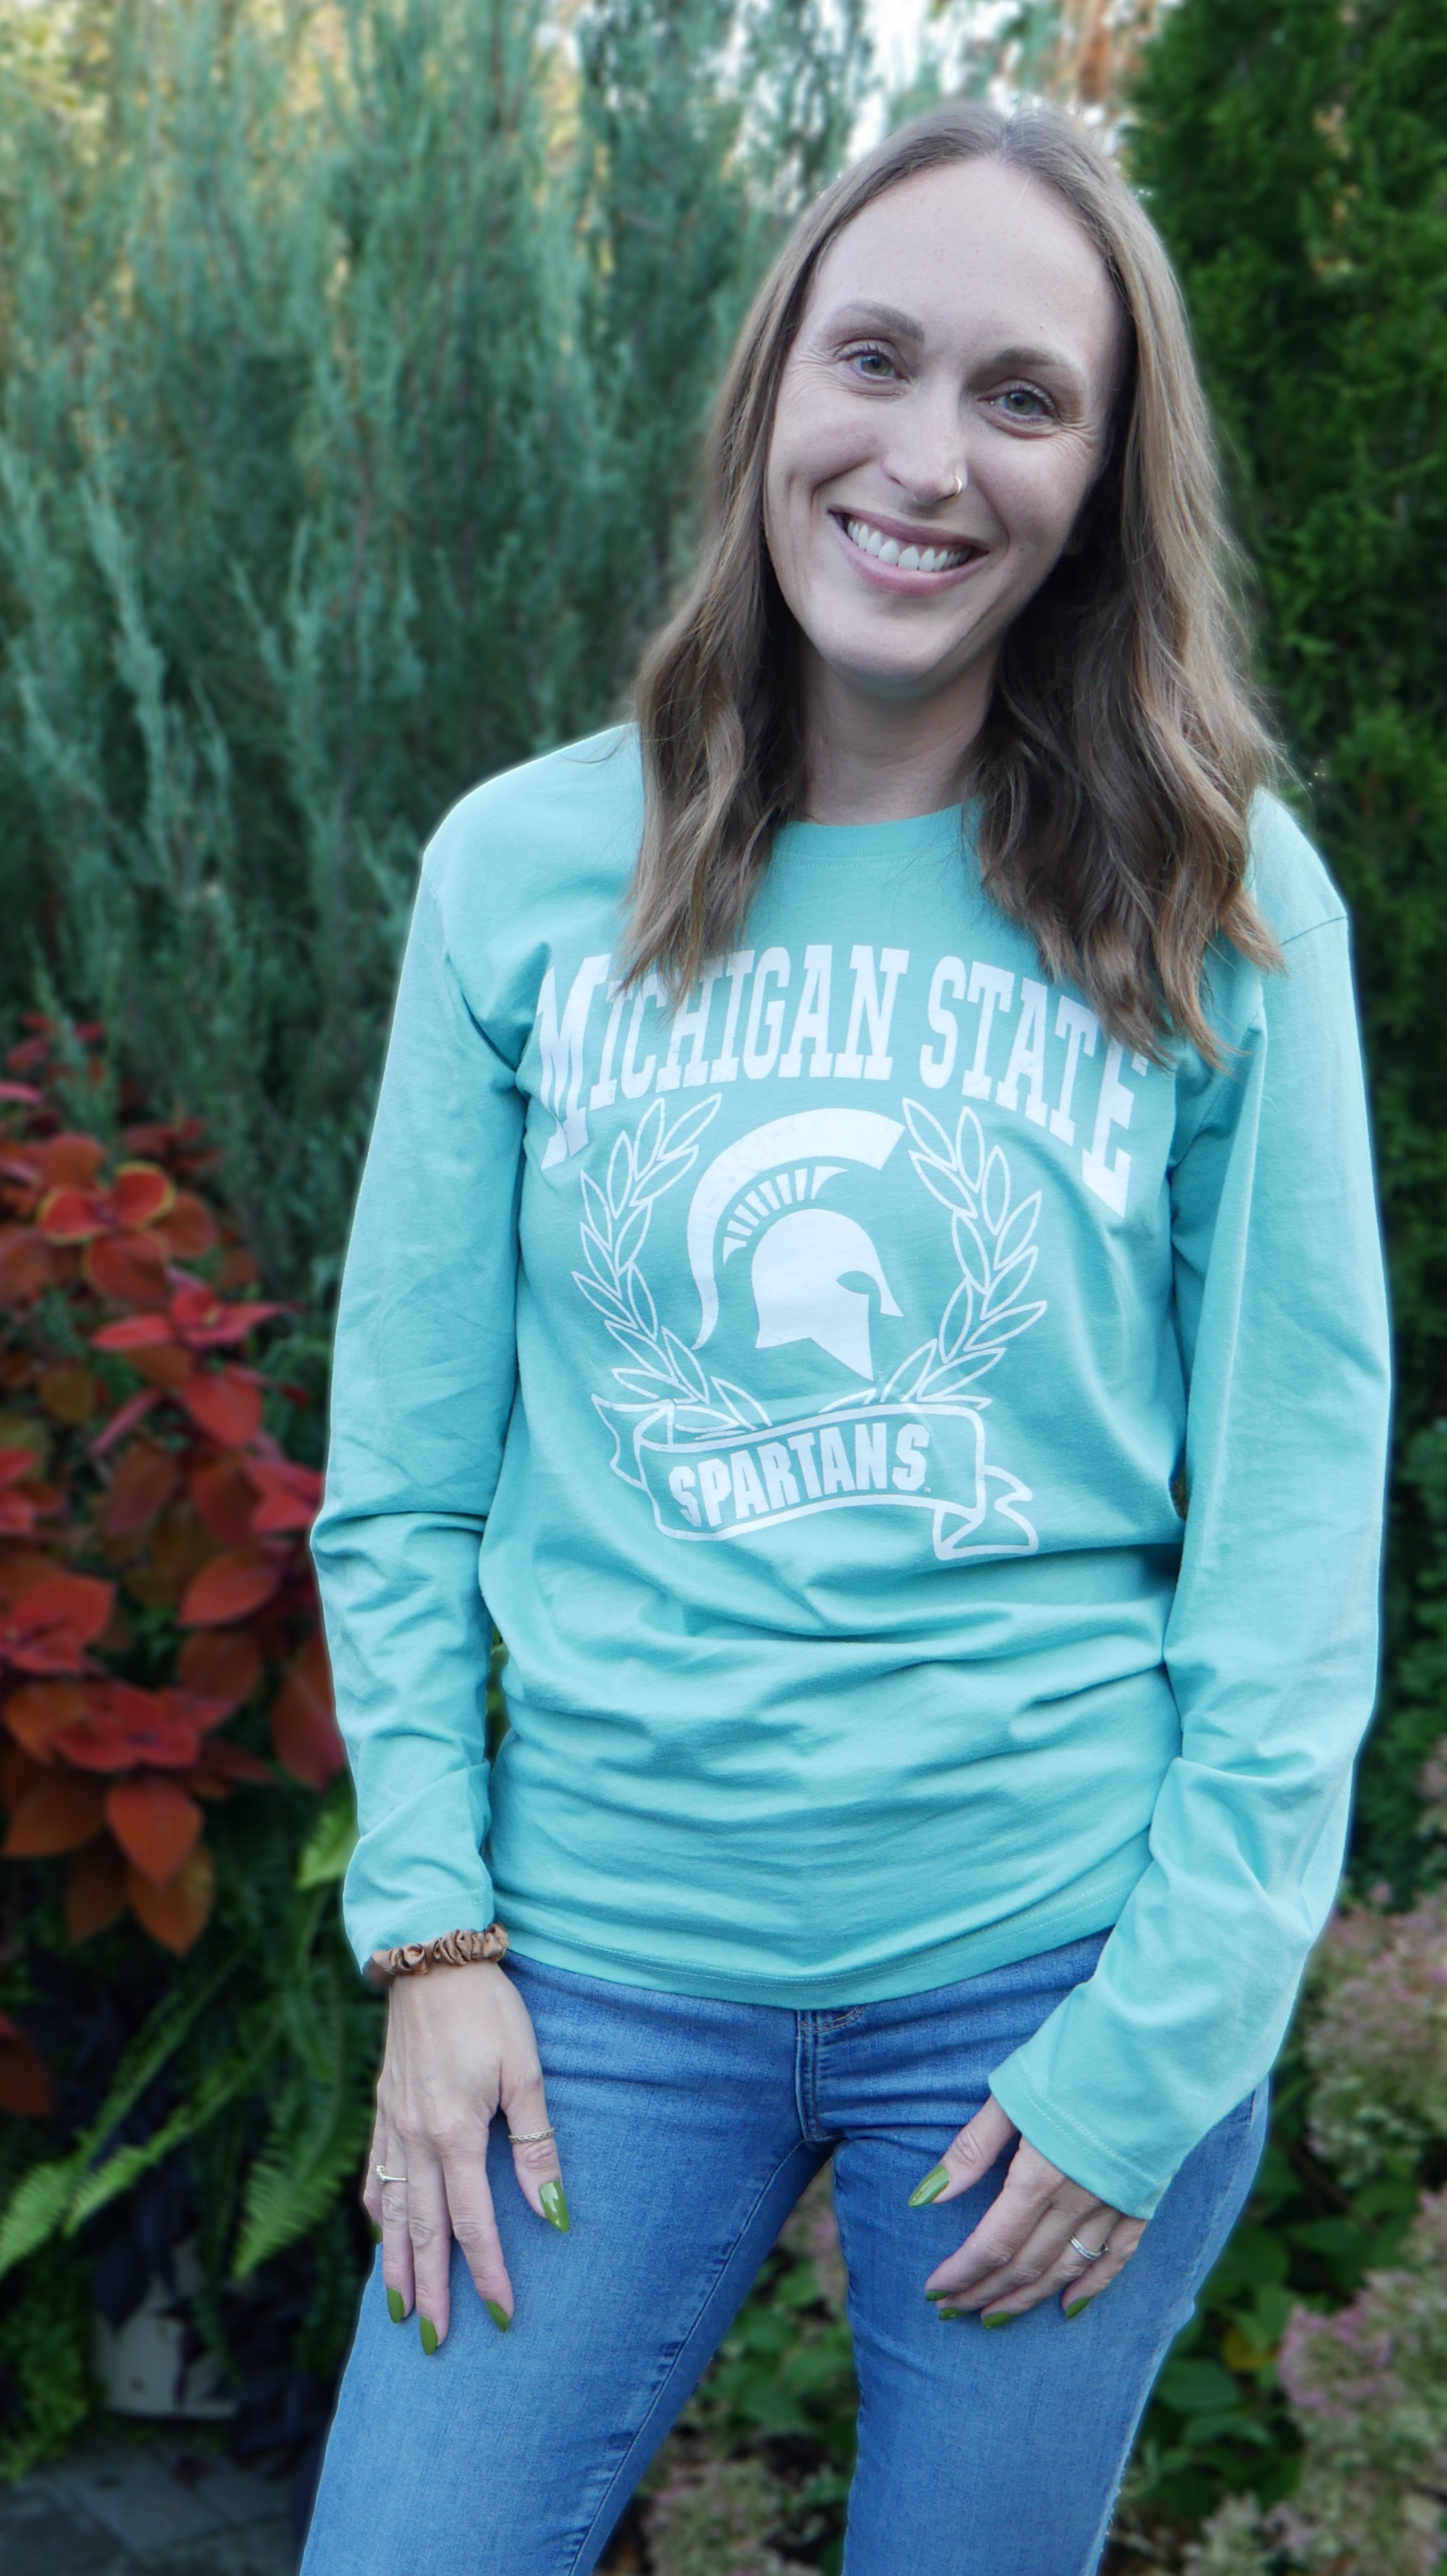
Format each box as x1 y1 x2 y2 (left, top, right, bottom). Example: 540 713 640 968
1278 909 1347 955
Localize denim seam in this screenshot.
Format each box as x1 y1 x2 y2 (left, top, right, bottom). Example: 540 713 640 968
565 2137 819 2576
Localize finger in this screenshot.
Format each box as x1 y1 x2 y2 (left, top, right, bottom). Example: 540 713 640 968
939 2200 1113 2317
404 2143 454 2349
924 2152 1070 2300
362 2107 385 2228
909 2093 1017 2210
377 2128 415 2323
502 2058 568 2235
1060 2218 1146 2318
440 2146 515 2333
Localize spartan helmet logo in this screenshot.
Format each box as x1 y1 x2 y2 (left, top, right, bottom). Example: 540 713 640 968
752 1208 902 1378
686 1111 905 1380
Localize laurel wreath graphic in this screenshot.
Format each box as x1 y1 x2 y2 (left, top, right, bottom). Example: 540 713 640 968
575 1091 1046 1446
879 1100 1046 1407
571 1093 769 1437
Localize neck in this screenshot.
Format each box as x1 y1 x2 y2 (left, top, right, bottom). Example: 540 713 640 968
798 649 996 825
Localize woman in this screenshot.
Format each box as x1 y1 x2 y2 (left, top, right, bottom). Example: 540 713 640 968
302 101 1389 2576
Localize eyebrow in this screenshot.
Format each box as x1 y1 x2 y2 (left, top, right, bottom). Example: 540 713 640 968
821 300 927 342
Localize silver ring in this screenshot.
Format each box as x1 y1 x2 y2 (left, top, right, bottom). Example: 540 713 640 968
952 471 963 496
1069 2232 1108 2263
507 2125 556 2146
375 2163 408 2185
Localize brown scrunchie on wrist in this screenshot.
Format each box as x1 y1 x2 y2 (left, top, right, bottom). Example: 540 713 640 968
366 1923 509 1987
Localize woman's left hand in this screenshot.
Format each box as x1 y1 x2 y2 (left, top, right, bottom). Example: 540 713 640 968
918 2095 1145 2321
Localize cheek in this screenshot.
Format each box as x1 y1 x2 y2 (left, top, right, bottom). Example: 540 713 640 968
767 381 865 520
996 449 1100 559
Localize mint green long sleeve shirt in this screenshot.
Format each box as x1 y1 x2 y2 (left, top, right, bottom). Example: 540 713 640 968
312 728 1390 2218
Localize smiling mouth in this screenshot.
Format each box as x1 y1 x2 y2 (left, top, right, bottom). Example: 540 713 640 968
839 514 982 575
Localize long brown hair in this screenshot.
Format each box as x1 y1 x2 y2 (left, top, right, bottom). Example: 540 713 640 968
626 101 1280 1063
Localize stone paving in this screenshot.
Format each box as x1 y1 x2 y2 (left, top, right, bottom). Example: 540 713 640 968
0 2438 297 2576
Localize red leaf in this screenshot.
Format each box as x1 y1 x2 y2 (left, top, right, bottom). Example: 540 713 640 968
190 1455 258 1548
0 1227 53 1300
176 1625 263 1712
124 1344 193 1392
269 1630 345 1790
39 1135 106 1189
179 1369 263 1449
3 1771 107 1855
0 1572 116 1673
92 1389 161 1459
154 1192 219 1259
125 1844 214 1953
110 1163 176 1229
184 1739 274 1793
179 1547 282 1627
104 1773 202 1884
0 1742 45 1809
246 1458 323 1535
163 1688 234 1736
0 2012 56 2117
56 1682 202 1773
170 1283 284 1350
3 1677 86 1760
99 1441 181 1538
92 1314 177 1352
67 1835 128 1941
38 1185 107 1244
0 1081 43 1106
85 1229 170 1308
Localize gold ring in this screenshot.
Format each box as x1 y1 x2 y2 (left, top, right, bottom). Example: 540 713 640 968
507 2126 556 2146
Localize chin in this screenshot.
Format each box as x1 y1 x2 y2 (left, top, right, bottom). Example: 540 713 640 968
820 630 975 703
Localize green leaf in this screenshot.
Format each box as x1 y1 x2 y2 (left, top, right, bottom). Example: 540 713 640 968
297 1784 358 1890
1156 2359 1242 2417
0 2157 84 2282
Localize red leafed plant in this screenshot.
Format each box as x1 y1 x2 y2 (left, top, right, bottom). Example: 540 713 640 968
0 1021 344 1974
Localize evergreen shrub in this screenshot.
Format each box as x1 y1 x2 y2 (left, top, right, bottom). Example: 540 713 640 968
1129 0 1447 1894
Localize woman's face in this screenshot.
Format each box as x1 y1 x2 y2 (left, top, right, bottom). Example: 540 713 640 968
763 157 1124 712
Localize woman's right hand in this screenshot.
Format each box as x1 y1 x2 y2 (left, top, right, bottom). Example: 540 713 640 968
362 1961 567 2349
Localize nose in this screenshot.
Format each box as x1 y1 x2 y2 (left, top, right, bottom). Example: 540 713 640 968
882 393 967 509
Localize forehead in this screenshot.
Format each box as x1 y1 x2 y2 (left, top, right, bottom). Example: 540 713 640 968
803 157 1121 382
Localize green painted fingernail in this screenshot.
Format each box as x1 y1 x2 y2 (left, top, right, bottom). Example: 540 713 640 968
541 2179 571 2235
981 2310 1014 2329
387 2287 405 2324
485 2300 511 2334
908 2163 949 2209
936 2306 968 2321
418 2315 439 2355
1065 2297 1090 2320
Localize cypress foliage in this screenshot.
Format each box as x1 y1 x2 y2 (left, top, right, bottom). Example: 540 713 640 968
1129 0 1447 1892
0 0 868 1297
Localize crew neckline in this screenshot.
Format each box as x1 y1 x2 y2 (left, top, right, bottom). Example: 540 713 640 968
773 804 970 867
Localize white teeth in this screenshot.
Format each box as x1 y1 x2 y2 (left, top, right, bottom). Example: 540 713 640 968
844 516 970 572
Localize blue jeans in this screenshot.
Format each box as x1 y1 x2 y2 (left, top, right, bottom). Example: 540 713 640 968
303 1936 1265 2576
